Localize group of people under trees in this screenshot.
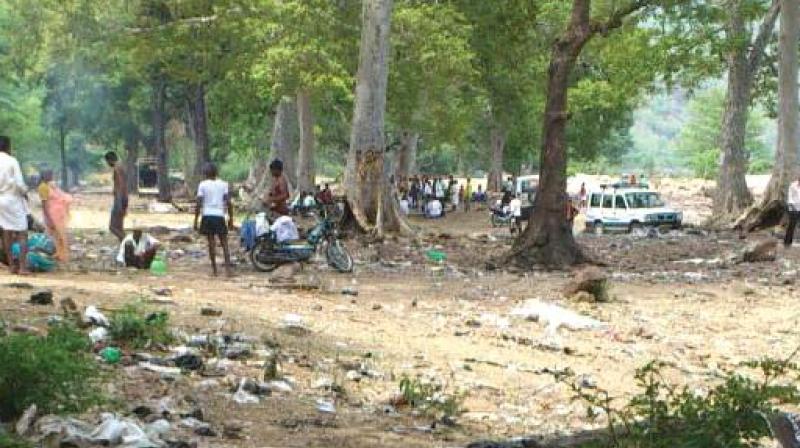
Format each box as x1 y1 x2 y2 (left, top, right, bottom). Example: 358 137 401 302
397 175 487 219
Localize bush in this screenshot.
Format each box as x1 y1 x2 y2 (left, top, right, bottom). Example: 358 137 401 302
0 324 101 421
555 354 800 448
398 376 465 418
0 433 33 448
108 304 175 349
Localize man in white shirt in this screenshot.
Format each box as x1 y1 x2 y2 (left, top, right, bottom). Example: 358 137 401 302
509 194 523 234
0 136 30 275
117 229 160 269
194 163 234 276
426 198 443 219
785 176 800 247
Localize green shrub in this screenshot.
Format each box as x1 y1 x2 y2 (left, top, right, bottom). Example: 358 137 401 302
0 324 101 421
108 304 175 349
555 354 800 448
398 376 465 418
0 433 33 448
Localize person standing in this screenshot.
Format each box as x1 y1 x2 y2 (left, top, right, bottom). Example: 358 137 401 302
104 151 128 242
464 178 473 212
265 159 290 217
785 176 800 247
194 163 234 277
0 136 30 275
579 182 587 209
38 169 73 262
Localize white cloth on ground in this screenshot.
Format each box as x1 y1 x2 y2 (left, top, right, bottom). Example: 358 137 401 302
426 200 442 218
0 152 28 231
116 233 159 264
197 179 229 217
399 199 409 215
270 216 299 243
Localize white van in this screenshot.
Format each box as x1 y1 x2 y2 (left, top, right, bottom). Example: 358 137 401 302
585 187 682 233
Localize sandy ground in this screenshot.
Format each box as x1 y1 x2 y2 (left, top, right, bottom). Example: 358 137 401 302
3 184 800 447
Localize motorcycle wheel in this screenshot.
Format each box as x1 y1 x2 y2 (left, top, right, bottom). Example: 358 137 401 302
250 239 280 272
491 213 501 227
326 239 354 273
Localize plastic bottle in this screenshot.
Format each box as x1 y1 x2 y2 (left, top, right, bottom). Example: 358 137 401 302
150 252 168 276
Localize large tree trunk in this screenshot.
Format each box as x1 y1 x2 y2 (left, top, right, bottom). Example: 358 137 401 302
59 123 68 190
248 97 296 209
487 126 506 192
344 0 411 236
715 0 780 221
739 0 797 231
152 76 171 202
124 133 139 194
190 83 211 186
296 89 316 193
394 129 418 179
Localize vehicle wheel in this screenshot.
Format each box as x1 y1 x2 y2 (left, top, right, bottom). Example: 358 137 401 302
628 222 644 234
326 239 354 273
250 240 280 272
593 221 604 235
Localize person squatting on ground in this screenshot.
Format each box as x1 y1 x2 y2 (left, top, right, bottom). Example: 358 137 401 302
785 176 800 247
195 163 235 277
117 229 160 269
265 159 290 217
105 151 128 242
0 136 30 275
38 169 72 262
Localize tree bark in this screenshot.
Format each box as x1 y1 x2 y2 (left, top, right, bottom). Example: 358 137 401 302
59 123 68 190
714 0 779 221
739 0 798 230
508 0 649 268
248 97 296 209
152 75 171 202
487 126 506 192
394 129 418 179
296 89 316 193
190 83 211 185
124 133 139 194
344 0 411 236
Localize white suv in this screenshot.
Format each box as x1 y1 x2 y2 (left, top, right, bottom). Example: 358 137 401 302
585 187 682 233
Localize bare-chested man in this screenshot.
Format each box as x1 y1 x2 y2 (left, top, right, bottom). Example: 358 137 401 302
264 159 290 217
105 151 128 241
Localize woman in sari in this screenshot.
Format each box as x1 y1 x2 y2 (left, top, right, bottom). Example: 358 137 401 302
38 170 72 263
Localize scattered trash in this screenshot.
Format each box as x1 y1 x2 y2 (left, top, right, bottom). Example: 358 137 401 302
231 378 260 404
139 362 181 377
89 327 109 344
83 306 109 327
510 299 606 334
315 399 336 414
341 287 359 296
173 353 203 371
151 287 172 297
280 314 310 335
100 347 122 364
29 290 54 305
425 250 447 263
37 413 169 448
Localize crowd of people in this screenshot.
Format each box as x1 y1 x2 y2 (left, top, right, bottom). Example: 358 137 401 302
396 175 487 219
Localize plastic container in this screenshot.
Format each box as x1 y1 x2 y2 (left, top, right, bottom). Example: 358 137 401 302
149 252 168 276
425 250 447 263
100 346 122 364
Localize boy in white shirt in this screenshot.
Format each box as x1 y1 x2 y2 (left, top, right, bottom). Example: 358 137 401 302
194 163 234 277
509 194 522 233
786 176 800 247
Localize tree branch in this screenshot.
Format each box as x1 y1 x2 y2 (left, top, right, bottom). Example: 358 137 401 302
748 0 780 75
591 0 654 36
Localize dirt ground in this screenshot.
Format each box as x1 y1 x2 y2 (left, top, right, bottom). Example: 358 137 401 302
3 184 800 447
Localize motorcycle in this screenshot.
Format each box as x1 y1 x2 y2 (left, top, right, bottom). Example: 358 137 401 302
490 207 513 228
249 209 354 273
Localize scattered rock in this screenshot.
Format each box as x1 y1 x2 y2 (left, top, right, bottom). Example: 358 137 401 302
341 287 359 296
15 404 37 436
200 307 223 317
563 267 609 302
741 239 778 263
29 290 54 305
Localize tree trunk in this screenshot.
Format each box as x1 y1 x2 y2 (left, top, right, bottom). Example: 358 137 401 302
190 83 211 186
394 129 418 179
507 0 595 268
59 123 68 190
344 0 411 236
395 129 419 179
296 89 316 193
248 97 296 209
124 133 139 194
152 76 171 202
487 126 505 192
739 0 797 231
715 0 780 221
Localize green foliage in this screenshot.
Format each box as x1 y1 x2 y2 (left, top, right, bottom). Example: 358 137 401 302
398 376 465 418
0 433 33 448
0 323 101 421
556 354 800 447
109 303 175 349
676 86 772 179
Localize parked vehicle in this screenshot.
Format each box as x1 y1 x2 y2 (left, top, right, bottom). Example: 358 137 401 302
249 209 353 273
585 187 682 234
